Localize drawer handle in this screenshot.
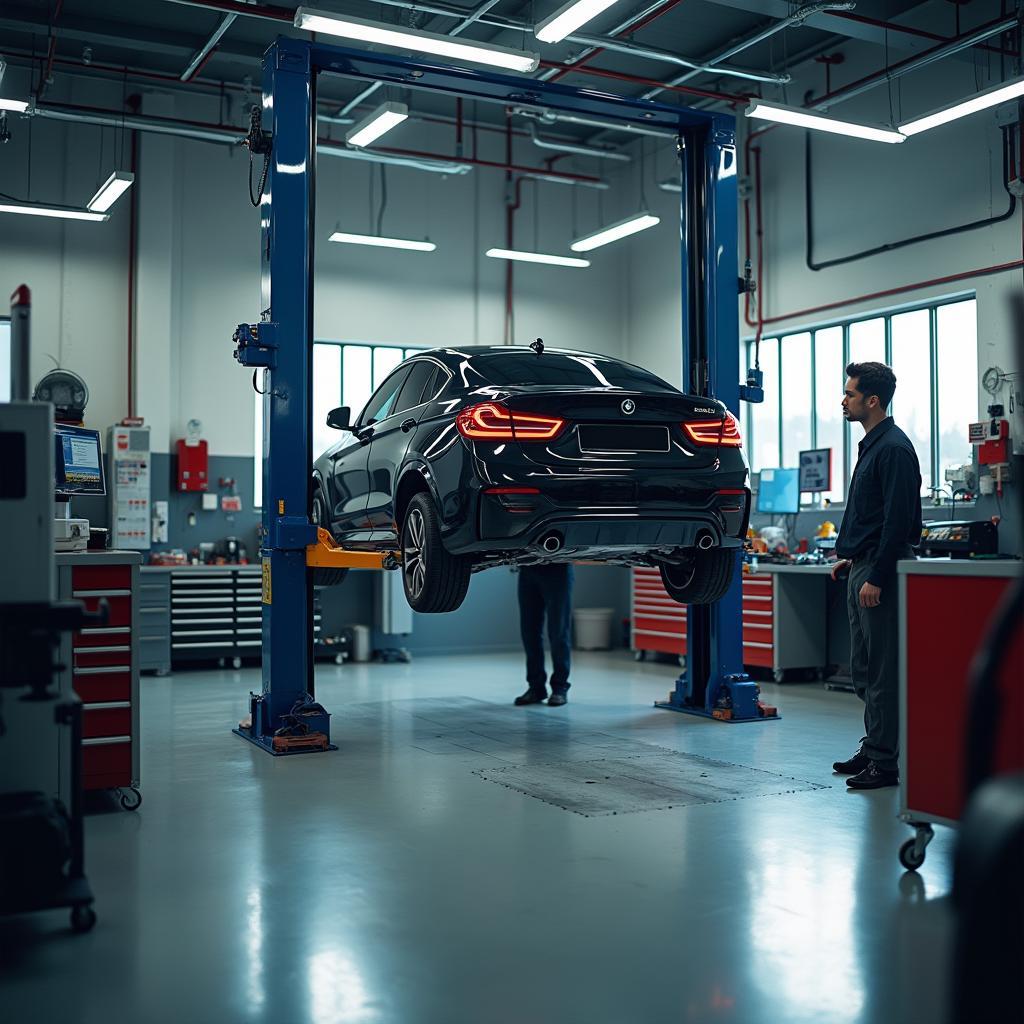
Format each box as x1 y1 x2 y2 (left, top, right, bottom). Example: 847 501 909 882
82 736 131 746
83 701 131 710
74 666 130 676
73 589 131 598
74 645 131 655
79 626 131 635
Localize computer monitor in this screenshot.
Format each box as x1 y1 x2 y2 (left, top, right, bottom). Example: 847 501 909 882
798 448 832 493
54 424 106 497
756 467 800 514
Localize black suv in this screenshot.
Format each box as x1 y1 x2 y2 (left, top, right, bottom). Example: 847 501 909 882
312 345 750 612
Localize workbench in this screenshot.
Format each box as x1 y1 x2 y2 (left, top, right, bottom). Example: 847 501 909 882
632 562 830 680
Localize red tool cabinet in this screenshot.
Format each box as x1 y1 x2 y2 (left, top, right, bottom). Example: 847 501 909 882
898 559 1024 867
56 552 142 809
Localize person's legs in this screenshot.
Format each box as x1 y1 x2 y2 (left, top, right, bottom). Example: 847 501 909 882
847 560 871 748
544 564 574 694
858 567 901 773
517 568 548 696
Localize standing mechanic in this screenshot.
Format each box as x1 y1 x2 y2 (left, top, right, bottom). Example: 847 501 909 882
831 362 923 790
514 563 574 707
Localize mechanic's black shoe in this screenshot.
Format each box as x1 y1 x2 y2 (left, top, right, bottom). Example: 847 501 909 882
833 750 870 775
547 692 568 707
846 762 899 789
514 689 547 706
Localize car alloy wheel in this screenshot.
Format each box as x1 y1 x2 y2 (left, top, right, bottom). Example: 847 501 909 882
404 506 427 601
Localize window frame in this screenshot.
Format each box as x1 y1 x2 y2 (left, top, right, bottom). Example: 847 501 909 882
743 292 977 506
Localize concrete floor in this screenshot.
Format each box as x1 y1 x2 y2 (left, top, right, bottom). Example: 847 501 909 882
1 652 955 1024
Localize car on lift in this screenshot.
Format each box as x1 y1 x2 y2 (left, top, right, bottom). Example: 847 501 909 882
311 344 750 613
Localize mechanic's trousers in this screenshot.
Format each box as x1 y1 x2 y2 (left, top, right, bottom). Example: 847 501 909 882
518 563 574 695
847 552 910 773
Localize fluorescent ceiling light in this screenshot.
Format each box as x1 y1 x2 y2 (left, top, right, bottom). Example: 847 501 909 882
745 100 905 144
294 7 539 73
87 171 134 212
329 231 436 252
899 75 1024 136
571 212 659 252
0 202 108 222
345 101 408 148
535 0 622 44
0 97 29 113
536 0 622 44
657 179 681 193
485 248 590 268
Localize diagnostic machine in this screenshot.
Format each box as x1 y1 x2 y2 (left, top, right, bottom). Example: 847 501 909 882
54 424 105 551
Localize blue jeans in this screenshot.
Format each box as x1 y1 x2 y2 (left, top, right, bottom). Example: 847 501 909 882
518 564 574 695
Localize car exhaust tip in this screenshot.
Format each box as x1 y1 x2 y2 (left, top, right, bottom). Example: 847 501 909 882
697 531 715 550
541 532 563 553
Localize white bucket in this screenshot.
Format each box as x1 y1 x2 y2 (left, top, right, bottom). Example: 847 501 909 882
345 624 372 662
573 607 614 650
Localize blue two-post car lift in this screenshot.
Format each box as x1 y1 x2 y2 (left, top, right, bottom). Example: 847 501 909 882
231 35 777 755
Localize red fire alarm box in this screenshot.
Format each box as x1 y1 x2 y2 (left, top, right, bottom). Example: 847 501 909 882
176 438 209 492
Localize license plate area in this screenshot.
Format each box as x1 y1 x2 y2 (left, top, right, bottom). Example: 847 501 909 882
578 425 670 453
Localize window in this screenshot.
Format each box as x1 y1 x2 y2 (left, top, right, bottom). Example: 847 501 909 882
394 360 438 415
745 296 978 504
471 350 677 391
254 341 424 508
360 367 412 425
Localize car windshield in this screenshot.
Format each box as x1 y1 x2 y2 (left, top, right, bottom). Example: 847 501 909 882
470 351 678 392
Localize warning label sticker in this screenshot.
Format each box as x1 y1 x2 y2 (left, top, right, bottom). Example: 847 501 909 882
262 558 272 605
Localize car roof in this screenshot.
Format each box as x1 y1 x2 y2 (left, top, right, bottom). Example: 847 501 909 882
413 345 624 361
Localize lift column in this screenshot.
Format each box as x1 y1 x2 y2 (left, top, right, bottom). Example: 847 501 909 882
233 40 327 752
656 118 778 724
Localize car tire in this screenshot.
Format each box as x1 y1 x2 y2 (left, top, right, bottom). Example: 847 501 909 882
659 547 737 605
310 489 349 588
401 492 471 613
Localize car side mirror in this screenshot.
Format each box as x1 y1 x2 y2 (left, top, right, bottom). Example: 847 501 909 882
326 406 351 431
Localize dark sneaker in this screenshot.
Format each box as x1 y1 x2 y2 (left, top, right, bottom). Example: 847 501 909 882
846 762 899 789
547 692 567 707
514 689 547 706
833 750 870 775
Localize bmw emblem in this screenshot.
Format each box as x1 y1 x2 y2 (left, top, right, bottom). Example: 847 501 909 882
621 399 636 415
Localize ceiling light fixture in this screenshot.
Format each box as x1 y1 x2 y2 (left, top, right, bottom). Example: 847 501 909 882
345 101 409 148
485 248 590 268
745 100 906 144
899 75 1024 136
0 97 29 113
0 202 108 222
87 171 134 212
535 0 623 45
293 7 539 73
329 231 436 252
571 212 660 251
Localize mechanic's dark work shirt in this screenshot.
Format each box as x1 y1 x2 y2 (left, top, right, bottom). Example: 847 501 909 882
835 417 923 587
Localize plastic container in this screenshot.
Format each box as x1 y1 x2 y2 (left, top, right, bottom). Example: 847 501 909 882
573 608 614 650
344 624 372 662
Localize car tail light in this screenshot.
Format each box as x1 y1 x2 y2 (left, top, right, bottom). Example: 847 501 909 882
682 413 742 447
483 487 541 495
456 402 565 442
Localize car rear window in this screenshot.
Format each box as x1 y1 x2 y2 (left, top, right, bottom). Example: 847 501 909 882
471 351 678 392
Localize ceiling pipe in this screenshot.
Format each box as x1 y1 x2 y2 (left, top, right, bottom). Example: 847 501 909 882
180 12 237 81
561 31 792 85
511 106 677 139
523 119 632 161
28 101 610 185
639 0 856 101
809 15 1021 111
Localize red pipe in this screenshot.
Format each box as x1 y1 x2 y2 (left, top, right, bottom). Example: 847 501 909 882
42 0 65 90
168 0 292 21
832 11 1017 57
537 0 691 84
504 119 516 346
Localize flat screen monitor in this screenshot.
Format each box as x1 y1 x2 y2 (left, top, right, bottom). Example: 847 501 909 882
55 424 106 497
756 467 799 515
798 448 833 493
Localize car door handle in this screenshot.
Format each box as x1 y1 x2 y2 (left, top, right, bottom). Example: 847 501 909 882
356 427 374 444
401 418 417 433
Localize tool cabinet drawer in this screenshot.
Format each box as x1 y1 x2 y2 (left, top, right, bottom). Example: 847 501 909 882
82 704 132 739
82 737 132 786
73 668 131 704
72 565 131 591
74 626 132 648
73 646 131 670
74 593 132 627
